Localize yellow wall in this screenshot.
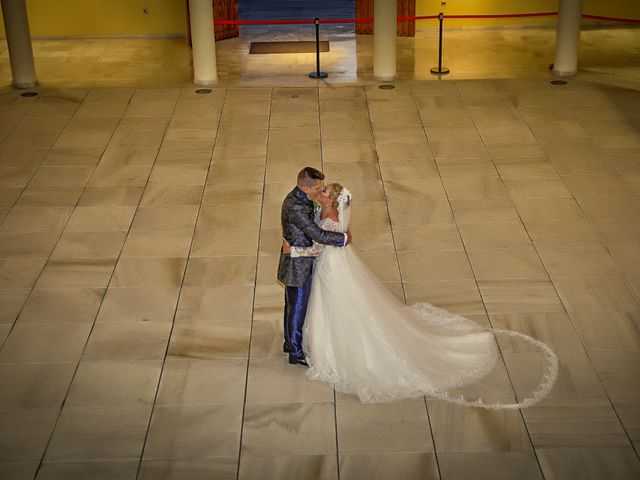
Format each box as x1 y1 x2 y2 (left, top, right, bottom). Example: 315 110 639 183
416 0 640 29
583 0 640 20
2 0 640 37
1 0 187 37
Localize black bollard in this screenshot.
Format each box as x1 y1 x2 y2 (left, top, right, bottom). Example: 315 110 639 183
309 18 328 79
430 12 450 75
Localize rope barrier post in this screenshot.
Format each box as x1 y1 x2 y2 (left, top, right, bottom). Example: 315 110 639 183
309 18 328 79
430 12 450 76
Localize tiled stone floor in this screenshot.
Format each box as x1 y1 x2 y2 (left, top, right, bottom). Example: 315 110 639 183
0 26 639 480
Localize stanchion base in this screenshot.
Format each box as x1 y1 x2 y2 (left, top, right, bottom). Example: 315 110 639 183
309 72 328 79
430 67 450 75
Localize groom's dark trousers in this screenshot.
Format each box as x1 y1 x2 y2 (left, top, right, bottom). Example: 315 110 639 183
283 270 313 358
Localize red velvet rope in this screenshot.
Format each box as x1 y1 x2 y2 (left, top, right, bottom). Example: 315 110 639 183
582 14 640 24
446 12 558 19
213 12 640 26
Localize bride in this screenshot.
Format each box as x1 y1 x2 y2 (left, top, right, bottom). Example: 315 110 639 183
283 183 558 409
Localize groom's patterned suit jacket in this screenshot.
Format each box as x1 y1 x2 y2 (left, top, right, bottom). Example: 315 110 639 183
278 187 345 288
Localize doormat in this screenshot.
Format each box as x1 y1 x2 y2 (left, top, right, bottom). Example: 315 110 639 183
249 41 330 54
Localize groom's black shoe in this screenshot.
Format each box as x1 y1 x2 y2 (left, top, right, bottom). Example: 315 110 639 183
283 342 292 354
288 355 309 367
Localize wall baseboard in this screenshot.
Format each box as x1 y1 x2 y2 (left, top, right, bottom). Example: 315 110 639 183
22 33 188 41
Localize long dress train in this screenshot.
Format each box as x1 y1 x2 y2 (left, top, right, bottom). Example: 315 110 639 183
296 190 558 408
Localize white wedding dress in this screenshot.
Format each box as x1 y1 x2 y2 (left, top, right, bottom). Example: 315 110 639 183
295 189 558 409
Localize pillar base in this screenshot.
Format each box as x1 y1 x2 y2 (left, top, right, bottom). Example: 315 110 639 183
193 78 217 86
14 80 38 89
552 69 576 77
374 75 396 82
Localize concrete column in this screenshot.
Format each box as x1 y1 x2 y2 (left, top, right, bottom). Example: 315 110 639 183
373 0 397 81
1 0 37 88
553 0 582 77
189 0 218 85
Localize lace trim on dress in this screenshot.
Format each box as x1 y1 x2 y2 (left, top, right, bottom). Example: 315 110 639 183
290 242 323 258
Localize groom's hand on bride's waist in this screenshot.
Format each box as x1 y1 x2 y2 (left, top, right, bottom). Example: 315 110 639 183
282 239 292 254
345 230 352 246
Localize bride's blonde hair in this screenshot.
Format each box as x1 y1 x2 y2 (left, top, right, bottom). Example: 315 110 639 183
327 183 344 209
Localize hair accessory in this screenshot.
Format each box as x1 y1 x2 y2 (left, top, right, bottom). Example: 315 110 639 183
337 187 352 208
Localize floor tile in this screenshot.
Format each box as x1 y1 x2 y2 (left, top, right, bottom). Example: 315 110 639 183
143 404 242 460
96 286 179 323
139 458 237 480
0 364 76 408
36 258 116 288
398 251 474 282
241 402 336 456
522 397 630 449
111 257 187 287
157 358 247 406
0 207 73 233
384 197 454 225
0 289 30 323
393 224 463 252
451 198 520 223
0 231 60 259
590 351 640 397
537 449 640 480
36 461 138 480
175 285 254 323
77 186 144 207
442 176 508 200
239 455 336 480
553 275 640 312
131 205 199 231
183 256 256 287
0 409 60 462
611 395 640 447
44 406 151 462
569 311 640 351
0 258 46 288
427 400 532 452
168 322 250 360
121 229 193 258
512 197 584 222
82 321 172 361
139 184 204 206
467 248 548 281
51 231 127 258
65 360 163 407
0 323 91 363
0 462 39 480
439 452 543 480
191 229 259 257
337 400 433 454
459 221 531 249
536 246 620 277
197 205 262 229
246 357 333 404
64 206 136 232
478 280 564 314
525 219 602 248
340 453 438 480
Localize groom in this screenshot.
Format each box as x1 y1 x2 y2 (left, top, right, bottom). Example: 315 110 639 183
278 167 349 366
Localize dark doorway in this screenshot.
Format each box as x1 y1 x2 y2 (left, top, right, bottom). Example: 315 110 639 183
238 1 355 22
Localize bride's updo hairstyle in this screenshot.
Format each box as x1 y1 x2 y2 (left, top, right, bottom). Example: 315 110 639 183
328 183 344 209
